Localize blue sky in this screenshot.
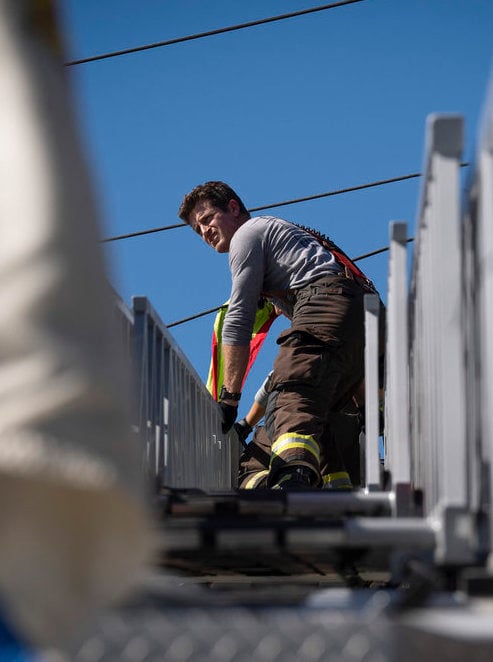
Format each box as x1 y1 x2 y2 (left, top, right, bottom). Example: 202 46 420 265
59 1 493 418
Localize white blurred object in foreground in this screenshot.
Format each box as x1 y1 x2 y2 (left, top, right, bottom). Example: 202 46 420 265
0 0 152 650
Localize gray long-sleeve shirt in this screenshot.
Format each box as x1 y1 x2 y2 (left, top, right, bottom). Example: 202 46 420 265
222 215 339 345
255 371 273 409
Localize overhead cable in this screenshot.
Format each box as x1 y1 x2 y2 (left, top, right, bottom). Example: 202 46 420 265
249 171 423 212
165 238 415 328
65 0 366 67
167 304 228 329
102 223 185 243
100 164 469 243
352 237 414 262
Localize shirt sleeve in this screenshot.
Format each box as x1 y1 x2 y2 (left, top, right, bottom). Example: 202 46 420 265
222 223 265 345
254 371 273 408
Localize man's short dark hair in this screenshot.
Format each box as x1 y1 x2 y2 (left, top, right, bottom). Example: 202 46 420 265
178 181 248 223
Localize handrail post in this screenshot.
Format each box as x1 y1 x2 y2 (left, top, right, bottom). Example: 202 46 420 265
386 221 411 484
364 293 381 492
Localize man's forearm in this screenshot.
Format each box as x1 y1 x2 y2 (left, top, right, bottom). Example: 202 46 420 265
222 344 250 396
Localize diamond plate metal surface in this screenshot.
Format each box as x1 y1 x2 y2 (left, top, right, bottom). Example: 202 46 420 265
67 582 493 662
72 594 393 662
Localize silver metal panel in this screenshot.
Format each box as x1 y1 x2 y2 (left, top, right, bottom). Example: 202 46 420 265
475 78 493 565
364 294 381 491
385 223 410 488
409 115 467 517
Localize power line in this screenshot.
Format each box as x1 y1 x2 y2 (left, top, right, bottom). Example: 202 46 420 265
248 171 423 213
65 0 366 67
352 237 414 262
101 223 185 243
165 237 415 328
100 165 469 243
249 161 470 213
167 304 228 329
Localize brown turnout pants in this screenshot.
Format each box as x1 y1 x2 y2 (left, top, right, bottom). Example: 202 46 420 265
263 274 369 486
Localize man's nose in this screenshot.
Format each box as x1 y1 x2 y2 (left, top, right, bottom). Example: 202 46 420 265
203 226 214 243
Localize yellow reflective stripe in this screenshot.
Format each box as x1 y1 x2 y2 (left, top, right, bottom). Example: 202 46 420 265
243 470 269 489
323 471 352 487
272 441 319 461
251 301 276 339
206 301 229 398
323 471 350 483
206 300 276 399
273 473 294 488
272 433 320 462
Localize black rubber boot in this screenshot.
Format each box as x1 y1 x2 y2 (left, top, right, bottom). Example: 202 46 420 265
271 466 317 491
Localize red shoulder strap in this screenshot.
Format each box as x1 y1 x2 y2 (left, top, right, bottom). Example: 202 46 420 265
296 224 377 294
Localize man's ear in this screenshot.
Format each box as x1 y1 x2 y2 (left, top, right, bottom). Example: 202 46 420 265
228 199 240 216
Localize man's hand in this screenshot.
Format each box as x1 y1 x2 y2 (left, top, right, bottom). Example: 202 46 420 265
233 418 253 446
219 402 238 433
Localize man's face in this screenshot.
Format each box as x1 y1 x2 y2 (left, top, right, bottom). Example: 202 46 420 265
188 199 241 253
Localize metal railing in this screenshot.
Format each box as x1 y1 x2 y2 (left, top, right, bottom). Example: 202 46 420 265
114 294 238 490
355 73 493 572
409 115 468 525
464 75 493 564
375 81 493 567
377 114 476 565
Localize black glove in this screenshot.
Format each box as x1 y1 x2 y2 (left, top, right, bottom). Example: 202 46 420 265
233 418 253 446
219 402 238 434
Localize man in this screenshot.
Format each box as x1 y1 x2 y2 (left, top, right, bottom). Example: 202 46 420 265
179 181 379 490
